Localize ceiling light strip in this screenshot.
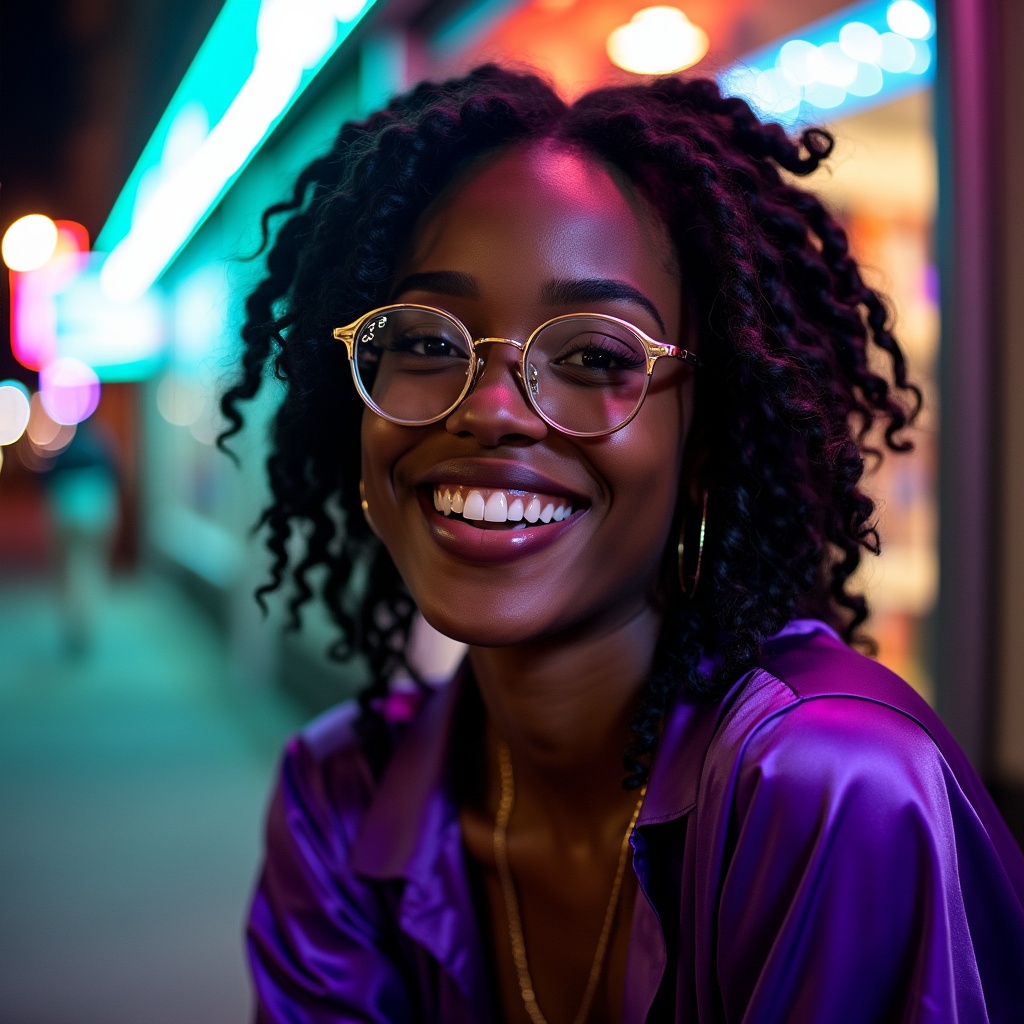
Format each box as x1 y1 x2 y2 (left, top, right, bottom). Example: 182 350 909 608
97 0 379 303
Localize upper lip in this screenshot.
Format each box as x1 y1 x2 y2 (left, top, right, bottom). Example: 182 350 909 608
414 459 591 503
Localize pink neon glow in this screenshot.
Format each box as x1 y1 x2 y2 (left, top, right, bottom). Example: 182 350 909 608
10 221 89 372
39 357 101 425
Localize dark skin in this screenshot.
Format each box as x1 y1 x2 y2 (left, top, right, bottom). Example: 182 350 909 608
360 142 695 1023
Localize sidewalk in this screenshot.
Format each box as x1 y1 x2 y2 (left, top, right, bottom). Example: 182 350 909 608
0 571 307 1024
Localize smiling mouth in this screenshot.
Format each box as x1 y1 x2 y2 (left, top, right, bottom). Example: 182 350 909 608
430 484 579 530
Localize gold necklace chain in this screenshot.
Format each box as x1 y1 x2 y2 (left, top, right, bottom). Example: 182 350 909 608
493 742 647 1024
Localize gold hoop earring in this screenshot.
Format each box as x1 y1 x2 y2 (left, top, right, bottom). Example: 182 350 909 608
677 490 708 598
359 479 379 537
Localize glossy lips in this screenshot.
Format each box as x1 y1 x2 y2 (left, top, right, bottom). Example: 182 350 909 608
410 458 591 563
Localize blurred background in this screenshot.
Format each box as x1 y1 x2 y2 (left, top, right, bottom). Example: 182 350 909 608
1 0 1021 1020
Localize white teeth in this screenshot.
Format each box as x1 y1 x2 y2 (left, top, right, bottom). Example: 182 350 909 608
484 491 507 522
432 486 575 525
463 490 486 521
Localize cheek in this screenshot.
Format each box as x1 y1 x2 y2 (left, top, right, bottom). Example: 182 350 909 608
359 413 410 540
593 379 691 564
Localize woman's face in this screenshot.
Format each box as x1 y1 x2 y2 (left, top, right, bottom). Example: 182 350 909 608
360 142 695 648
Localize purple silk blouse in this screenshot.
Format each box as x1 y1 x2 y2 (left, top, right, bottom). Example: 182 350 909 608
247 621 1024 1022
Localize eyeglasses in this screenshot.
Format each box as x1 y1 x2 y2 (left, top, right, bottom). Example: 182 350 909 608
333 303 700 437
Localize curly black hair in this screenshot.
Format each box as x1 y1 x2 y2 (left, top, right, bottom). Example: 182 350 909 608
220 63 920 788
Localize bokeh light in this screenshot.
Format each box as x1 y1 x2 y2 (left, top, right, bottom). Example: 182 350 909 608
804 80 847 109
39 358 101 425
779 39 819 86
813 41 859 87
0 380 32 445
887 0 933 39
753 68 802 115
908 39 932 75
878 31 916 72
847 61 885 97
26 392 76 452
720 0 935 127
156 374 205 427
2 215 59 272
607 7 709 76
839 22 882 63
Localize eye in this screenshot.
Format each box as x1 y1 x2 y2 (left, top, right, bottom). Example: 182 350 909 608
390 331 469 359
549 332 646 372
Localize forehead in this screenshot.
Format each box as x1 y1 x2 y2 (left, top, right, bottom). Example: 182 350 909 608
397 142 680 321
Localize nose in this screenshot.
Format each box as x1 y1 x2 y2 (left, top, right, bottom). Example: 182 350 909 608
445 339 548 446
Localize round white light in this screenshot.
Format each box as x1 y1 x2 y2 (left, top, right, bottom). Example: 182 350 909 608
778 39 819 86
847 61 884 97
0 381 32 445
607 7 710 76
39 358 101 426
1 214 59 273
812 41 859 87
156 374 205 427
752 68 802 115
879 31 916 73
887 0 933 39
908 39 932 75
26 392 75 451
839 22 882 63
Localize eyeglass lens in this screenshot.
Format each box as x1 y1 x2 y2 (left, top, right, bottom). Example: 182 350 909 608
353 306 650 434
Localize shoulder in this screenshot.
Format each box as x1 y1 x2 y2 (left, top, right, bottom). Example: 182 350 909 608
267 680 453 862
703 625 957 821
721 624 945 760
265 701 380 864
689 627 1024 1021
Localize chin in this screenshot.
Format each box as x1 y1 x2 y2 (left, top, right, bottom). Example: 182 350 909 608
417 607 536 650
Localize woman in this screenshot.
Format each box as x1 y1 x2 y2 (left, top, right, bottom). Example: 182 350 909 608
223 66 1024 1022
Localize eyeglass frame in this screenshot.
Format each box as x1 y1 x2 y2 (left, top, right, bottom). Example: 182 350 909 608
332 302 701 438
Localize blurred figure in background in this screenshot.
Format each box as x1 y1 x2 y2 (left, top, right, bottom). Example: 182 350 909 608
42 420 120 655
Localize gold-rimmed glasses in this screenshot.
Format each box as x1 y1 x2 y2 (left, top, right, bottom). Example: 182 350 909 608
333 303 700 438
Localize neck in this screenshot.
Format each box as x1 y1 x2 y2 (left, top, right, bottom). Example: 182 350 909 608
468 605 661 824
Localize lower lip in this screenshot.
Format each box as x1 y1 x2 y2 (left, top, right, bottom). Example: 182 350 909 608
417 491 583 564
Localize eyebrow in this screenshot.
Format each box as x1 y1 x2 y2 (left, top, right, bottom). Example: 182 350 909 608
541 278 666 334
392 271 667 335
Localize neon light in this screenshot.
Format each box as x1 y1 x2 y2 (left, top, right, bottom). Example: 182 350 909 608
55 254 165 381
9 221 89 372
720 0 935 127
97 0 380 303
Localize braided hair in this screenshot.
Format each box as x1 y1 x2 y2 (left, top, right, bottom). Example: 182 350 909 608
220 64 920 787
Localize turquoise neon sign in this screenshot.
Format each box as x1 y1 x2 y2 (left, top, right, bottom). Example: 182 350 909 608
719 0 935 127
96 0 379 303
